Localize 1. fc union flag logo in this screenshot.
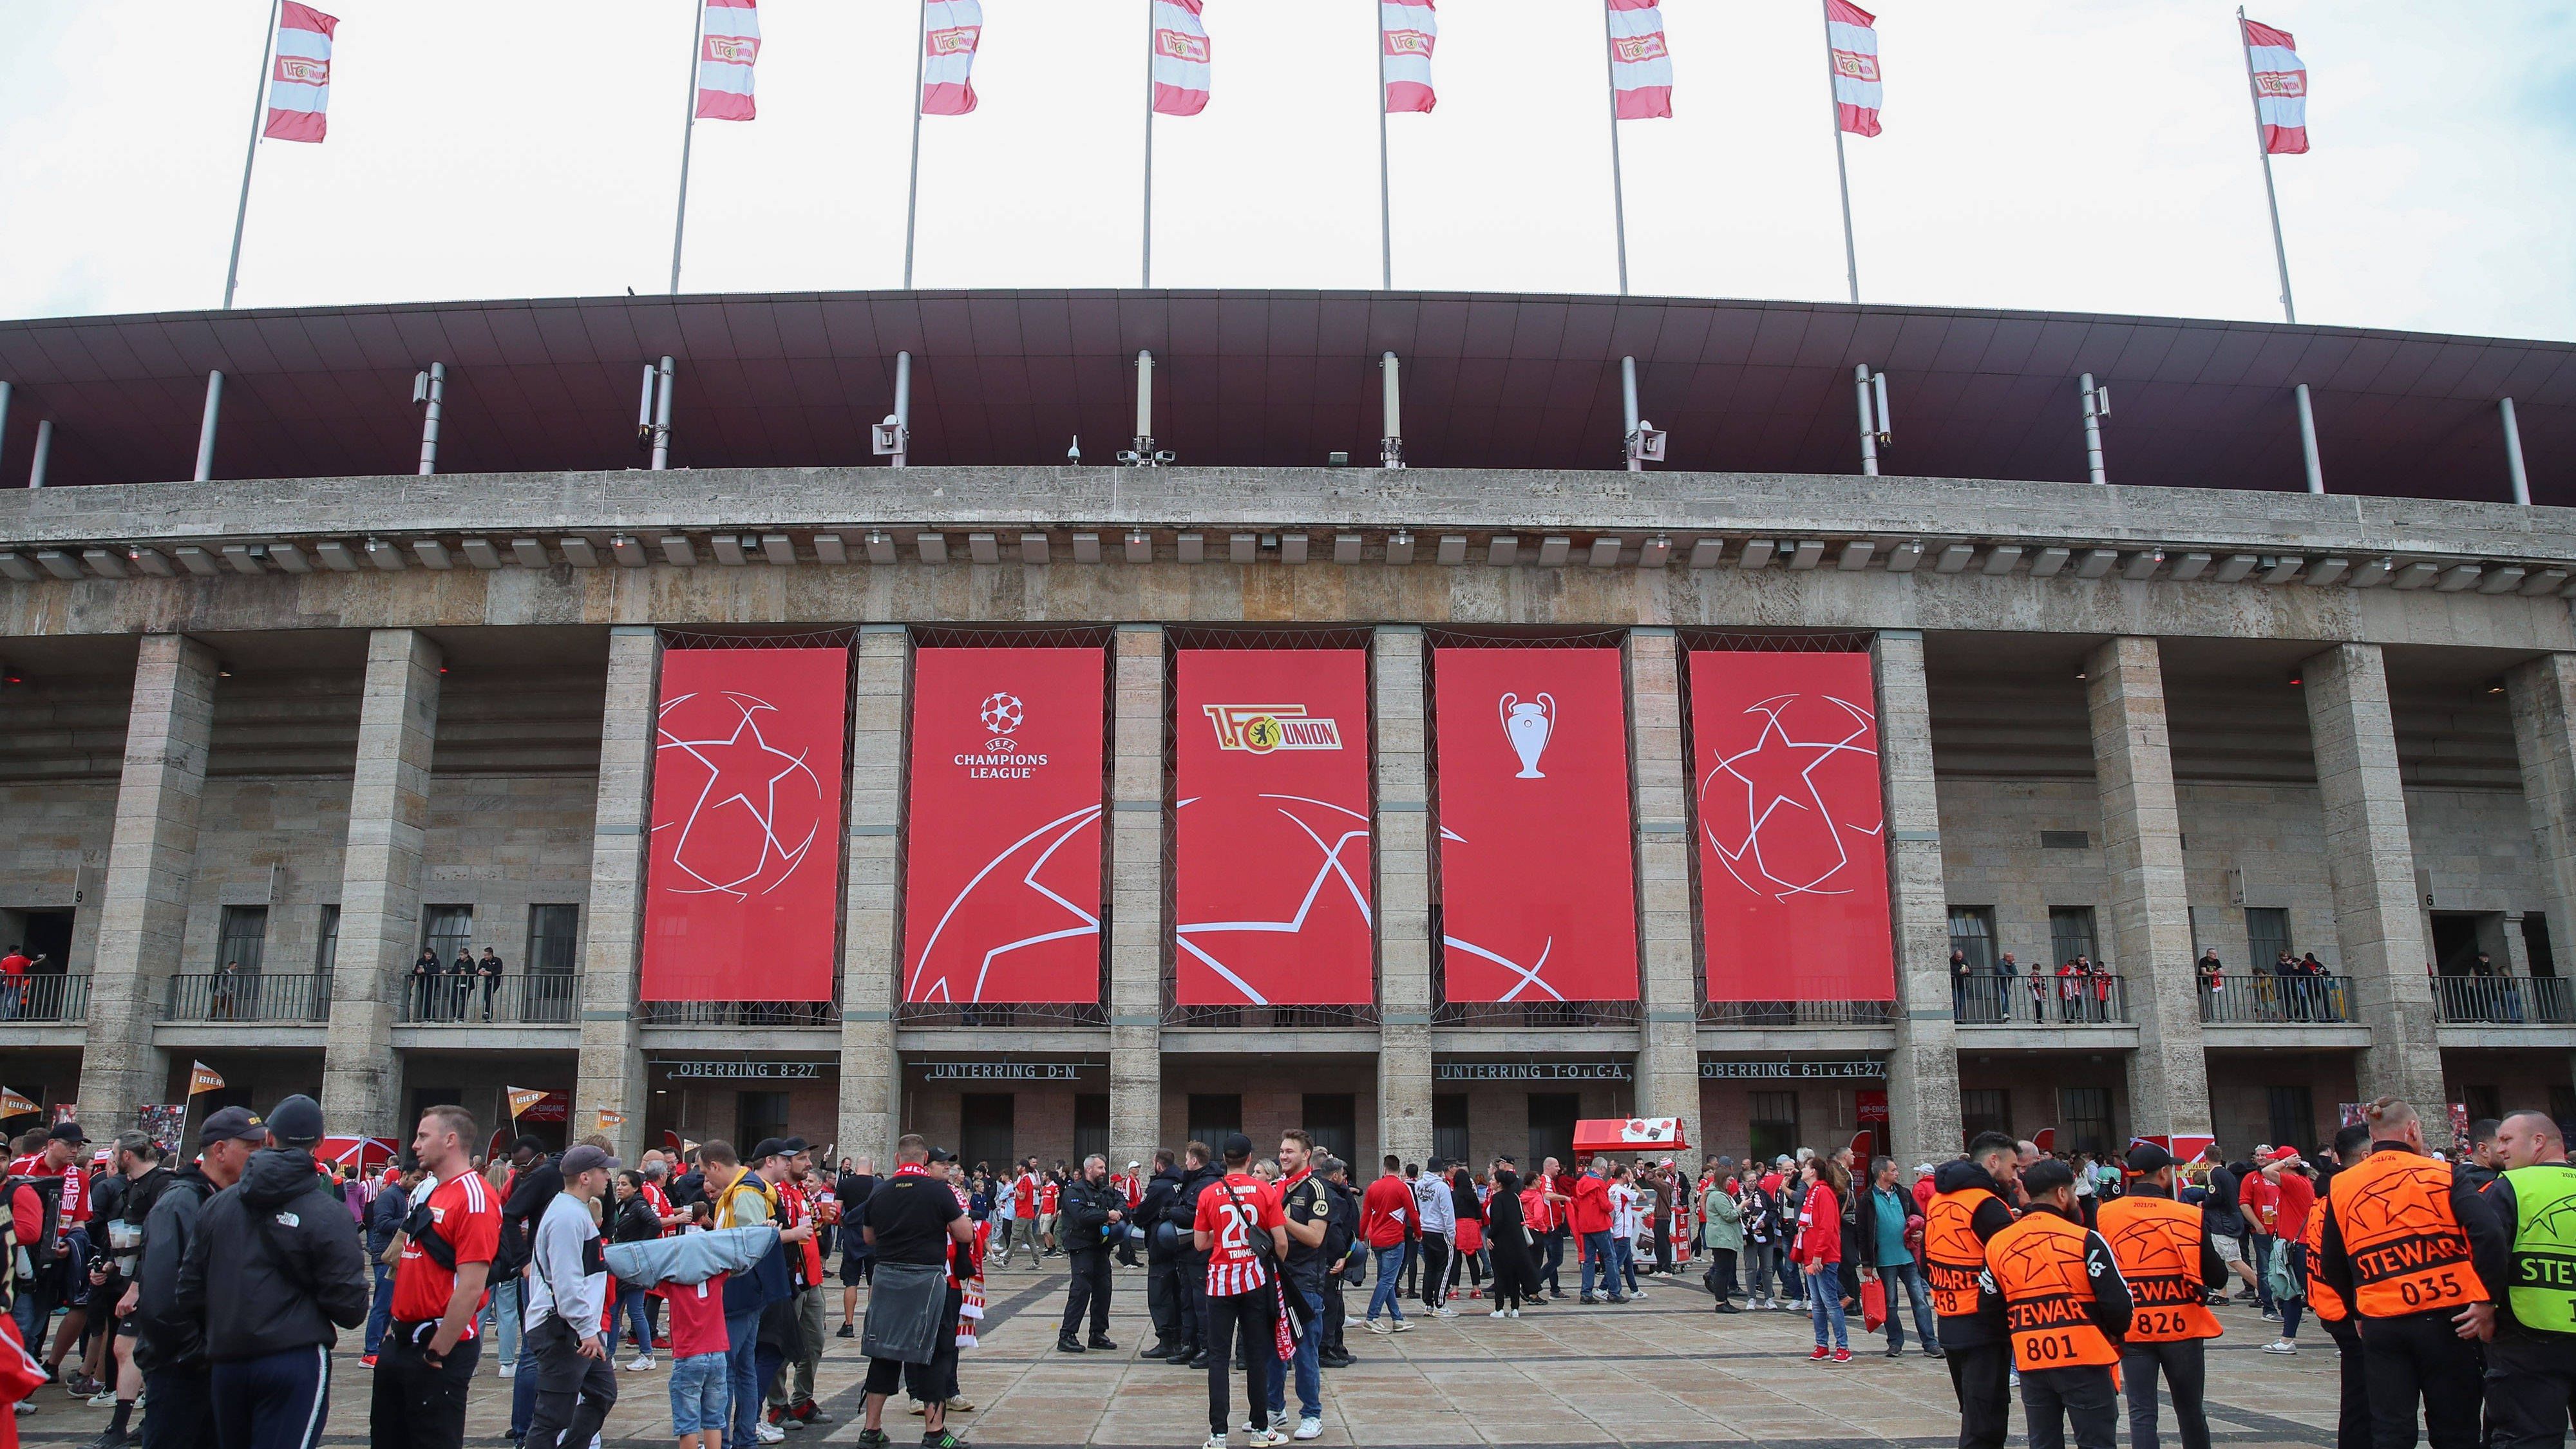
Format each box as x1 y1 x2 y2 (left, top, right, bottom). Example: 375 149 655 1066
1202 704 1343 753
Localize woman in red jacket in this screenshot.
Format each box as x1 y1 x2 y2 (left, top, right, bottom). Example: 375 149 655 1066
1792 1159 1849 1363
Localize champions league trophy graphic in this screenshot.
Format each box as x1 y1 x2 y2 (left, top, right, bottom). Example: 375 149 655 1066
1499 692 1556 779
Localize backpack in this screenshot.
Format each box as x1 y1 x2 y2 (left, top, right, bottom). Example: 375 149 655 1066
4 1179 61 1273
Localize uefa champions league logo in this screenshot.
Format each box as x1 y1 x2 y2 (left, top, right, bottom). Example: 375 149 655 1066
980 691 1023 750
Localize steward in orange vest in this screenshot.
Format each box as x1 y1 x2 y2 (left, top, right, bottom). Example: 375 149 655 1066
1931 1132 2025 1449
1985 1158 2132 1449
2309 1122 2374 1449
2315 1097 2503 1449
2098 1142 2226 1449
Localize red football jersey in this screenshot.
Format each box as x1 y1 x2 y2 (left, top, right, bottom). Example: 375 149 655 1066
392 1170 500 1331
1193 1172 1284 1297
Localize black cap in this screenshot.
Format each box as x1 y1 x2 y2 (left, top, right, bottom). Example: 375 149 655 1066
267 1094 324 1148
2022 1159 2076 1195
197 1106 266 1148
749 1138 787 1163
2126 1143 2177 1175
46 1121 87 1145
927 1147 955 1164
1222 1132 1255 1160
779 1137 810 1155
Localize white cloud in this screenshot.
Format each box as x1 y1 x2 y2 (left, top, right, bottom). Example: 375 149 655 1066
0 0 2568 341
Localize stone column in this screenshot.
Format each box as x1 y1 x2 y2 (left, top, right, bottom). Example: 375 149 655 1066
2507 654 2576 979
1872 631 1962 1161
321 629 441 1139
574 627 661 1159
75 635 218 1133
2083 637 2212 1139
837 627 911 1164
1108 625 1166 1175
2303 642 2444 1107
1374 627 1435 1167
1624 629 1700 1150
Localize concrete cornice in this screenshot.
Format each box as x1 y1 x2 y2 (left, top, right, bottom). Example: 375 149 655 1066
1 466 2572 565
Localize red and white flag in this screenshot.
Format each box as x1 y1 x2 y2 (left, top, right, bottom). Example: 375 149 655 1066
2241 17 2307 155
1825 0 1882 137
696 0 761 122
1605 0 1672 120
263 3 337 143
1151 0 1211 116
920 0 984 116
1382 0 1437 115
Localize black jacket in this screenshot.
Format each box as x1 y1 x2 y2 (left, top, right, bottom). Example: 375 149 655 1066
1058 1176 1121 1253
1323 1178 1361 1266
133 1165 213 1370
1139 1166 1186 1262
365 1182 410 1259
1851 1178 1918 1269
175 1148 371 1363
612 1192 664 1245
1173 1163 1221 1259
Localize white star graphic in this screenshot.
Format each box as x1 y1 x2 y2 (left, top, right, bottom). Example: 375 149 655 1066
653 690 825 900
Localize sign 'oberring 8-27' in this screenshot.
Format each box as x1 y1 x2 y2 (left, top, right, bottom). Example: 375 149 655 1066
1203 703 1342 752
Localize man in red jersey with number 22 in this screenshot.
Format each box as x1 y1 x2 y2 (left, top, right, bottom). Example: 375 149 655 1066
1192 1133 1292 1449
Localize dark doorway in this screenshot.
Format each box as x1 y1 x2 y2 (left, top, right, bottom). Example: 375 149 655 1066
1750 1091 1801 1166
736 1091 789 1154
1186 1094 1242 1153
2431 914 2486 975
1433 1094 1468 1168
2526 914 2556 976
960 1094 1014 1175
1302 1094 1357 1166
1527 1093 1579 1173
19 911 71 973
1074 1094 1109 1168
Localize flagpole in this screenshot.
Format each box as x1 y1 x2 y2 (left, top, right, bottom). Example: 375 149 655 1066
1820 0 1859 305
668 0 708 296
2235 7 2297 324
222 0 283 310
902 0 930 289
1376 6 1393 291
1141 0 1157 289
1598 3 1629 298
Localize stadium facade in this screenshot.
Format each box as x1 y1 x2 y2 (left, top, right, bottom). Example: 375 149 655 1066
0 287 2570 1173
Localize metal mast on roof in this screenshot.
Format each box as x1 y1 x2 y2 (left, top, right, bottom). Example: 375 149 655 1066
668 0 709 295
1598 3 1631 297
902 0 931 289
221 0 284 310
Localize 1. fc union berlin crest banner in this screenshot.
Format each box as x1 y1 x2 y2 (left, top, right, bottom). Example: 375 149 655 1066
901 647 1106 1004
1173 650 1374 1005
1433 647 1639 1003
641 648 849 1001
1690 650 1894 1002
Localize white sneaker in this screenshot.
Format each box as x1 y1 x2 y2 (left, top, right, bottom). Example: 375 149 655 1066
1631 1290 1649 1300
1294 1417 1323 1441
1490 1309 1506 1318
498 1363 516 1379
2263 1340 2298 1354
624 1354 654 1372
1365 1318 1388 1334
1202 1437 1229 1449
755 1423 787 1444
1388 1318 1411 1334
86 1390 115 1408
1248 1430 1290 1448
1506 1308 1520 1318
1434 1307 1456 1319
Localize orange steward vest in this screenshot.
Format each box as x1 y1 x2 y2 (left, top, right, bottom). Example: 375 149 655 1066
2096 1195 2221 1342
1926 1186 1999 1319
1987 1209 2121 1371
2325 1149 2477 1318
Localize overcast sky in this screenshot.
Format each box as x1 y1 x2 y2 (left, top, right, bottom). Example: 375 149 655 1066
3 1 2570 341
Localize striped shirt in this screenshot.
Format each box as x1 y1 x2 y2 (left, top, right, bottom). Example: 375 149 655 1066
1194 1172 1283 1298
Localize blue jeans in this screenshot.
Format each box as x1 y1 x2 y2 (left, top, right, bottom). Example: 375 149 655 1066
209 1343 329 1449
1269 1283 1324 1423
621 1283 656 1356
726 1310 763 1445
508 1326 539 1439
1580 1230 1618 1300
1878 1260 1941 1352
1613 1236 1639 1294
364 1262 395 1356
484 1277 520 1368
669 1352 730 1438
1807 1267 1848 1348
1367 1245 1407 1322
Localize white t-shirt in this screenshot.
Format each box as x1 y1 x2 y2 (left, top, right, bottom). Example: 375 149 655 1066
1610 1183 1640 1240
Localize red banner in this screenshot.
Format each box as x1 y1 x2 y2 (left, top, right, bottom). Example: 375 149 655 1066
1433 647 1638 1003
1173 649 1374 1005
1690 650 1893 1002
901 647 1105 1003
641 647 849 1001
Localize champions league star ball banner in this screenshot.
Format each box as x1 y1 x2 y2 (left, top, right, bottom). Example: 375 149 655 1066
641 648 849 1002
1173 649 1374 1006
1432 647 1640 1003
901 648 1106 1004
1689 650 1893 1003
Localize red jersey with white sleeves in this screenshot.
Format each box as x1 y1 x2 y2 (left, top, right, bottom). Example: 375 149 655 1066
1193 1171 1284 1297
391 1168 501 1330
642 1180 677 1236
1040 1180 1059 1215
1013 1174 1037 1216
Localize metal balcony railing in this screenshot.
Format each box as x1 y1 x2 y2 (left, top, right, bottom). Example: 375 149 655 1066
2432 975 2576 1025
1952 974 2129 1025
1432 1001 1643 1029
1161 1003 1381 1029
400 972 581 1025
2198 974 2351 1025
894 1002 1108 1029
636 999 843 1027
164 972 332 1023
0 974 88 1025
1697 999 1894 1027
